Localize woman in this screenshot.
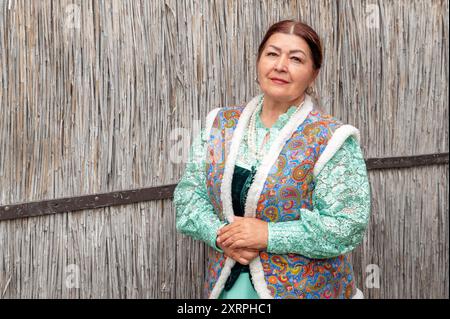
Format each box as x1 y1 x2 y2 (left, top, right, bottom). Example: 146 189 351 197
174 20 371 299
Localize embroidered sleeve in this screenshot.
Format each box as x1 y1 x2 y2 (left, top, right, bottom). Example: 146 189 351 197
267 136 371 259
174 128 226 252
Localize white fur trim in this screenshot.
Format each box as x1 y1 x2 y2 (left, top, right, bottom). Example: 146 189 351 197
220 95 262 223
244 94 314 298
209 95 262 299
205 107 221 138
313 124 360 177
209 258 236 299
352 288 364 299
249 258 274 298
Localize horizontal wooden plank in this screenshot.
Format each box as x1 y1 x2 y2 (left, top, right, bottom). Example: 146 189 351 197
366 152 449 170
0 153 447 221
0 184 176 221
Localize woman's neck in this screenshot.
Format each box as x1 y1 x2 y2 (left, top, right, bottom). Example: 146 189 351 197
260 94 305 128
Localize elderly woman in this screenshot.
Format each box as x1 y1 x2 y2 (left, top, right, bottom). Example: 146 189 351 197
174 20 371 299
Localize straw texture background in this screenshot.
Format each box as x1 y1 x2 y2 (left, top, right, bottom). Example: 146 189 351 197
0 0 448 298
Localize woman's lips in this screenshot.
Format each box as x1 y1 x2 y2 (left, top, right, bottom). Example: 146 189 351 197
270 78 289 85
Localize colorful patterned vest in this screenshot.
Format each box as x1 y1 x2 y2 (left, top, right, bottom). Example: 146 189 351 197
204 98 357 299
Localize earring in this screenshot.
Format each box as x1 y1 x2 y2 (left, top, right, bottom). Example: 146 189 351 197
255 76 260 84
306 86 315 95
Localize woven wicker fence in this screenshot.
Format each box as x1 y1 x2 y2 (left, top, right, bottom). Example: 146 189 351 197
0 0 448 298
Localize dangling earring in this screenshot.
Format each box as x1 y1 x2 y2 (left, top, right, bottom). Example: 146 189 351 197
255 75 260 84
306 86 315 96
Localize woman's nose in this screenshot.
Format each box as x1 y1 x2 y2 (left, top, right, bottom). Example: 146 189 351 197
274 55 288 72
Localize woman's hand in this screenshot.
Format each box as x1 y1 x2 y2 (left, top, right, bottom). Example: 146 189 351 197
216 216 268 250
217 242 260 265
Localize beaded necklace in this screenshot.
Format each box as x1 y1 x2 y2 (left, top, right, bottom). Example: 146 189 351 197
247 95 265 165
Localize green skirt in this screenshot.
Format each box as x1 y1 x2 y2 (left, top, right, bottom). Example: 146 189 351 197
218 272 260 299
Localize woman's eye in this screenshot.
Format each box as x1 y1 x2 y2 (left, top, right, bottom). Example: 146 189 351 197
267 52 277 56
291 57 302 62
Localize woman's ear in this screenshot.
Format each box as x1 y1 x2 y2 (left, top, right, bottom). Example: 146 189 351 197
311 68 320 83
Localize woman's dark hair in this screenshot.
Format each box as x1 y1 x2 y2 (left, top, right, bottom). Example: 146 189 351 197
257 20 323 70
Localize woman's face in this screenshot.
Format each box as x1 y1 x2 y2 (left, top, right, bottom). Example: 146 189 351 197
257 32 318 104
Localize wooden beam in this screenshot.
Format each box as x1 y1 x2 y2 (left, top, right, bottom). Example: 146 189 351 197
0 184 176 221
0 153 448 221
366 152 448 170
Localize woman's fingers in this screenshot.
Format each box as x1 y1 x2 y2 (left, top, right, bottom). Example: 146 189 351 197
227 247 259 265
239 258 249 265
238 248 259 260
217 227 242 246
229 239 248 249
217 217 268 250
223 234 247 247
218 222 241 236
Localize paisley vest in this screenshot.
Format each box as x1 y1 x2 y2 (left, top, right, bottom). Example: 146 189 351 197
204 94 359 299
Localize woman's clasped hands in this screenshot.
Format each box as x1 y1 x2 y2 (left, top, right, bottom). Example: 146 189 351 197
216 216 268 265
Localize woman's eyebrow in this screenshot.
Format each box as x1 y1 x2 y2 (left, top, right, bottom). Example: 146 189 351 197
268 44 306 57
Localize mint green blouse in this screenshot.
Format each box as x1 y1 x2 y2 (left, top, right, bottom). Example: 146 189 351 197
174 105 371 259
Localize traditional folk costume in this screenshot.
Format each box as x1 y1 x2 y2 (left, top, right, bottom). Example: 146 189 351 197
174 94 371 299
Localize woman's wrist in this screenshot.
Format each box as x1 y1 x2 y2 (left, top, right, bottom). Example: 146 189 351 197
215 237 224 253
